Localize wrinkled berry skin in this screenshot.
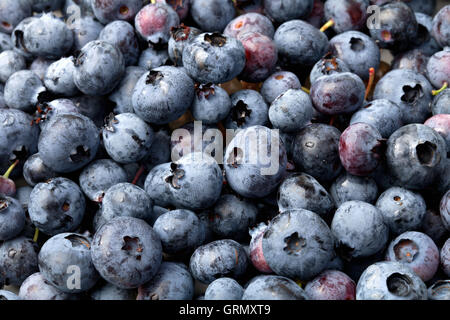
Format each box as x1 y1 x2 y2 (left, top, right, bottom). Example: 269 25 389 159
310 56 351 85
28 178 86 236
329 31 380 81
224 89 269 129
19 272 75 300
261 71 301 104
102 113 154 164
249 223 272 273
0 237 38 287
0 0 31 34
38 233 99 293
324 0 368 34
44 57 78 97
331 201 389 260
137 262 194 300
153 209 204 254
339 123 384 177
204 277 244 300
99 21 140 66
91 0 143 24
110 67 146 115
424 114 450 153
264 0 314 23
274 20 329 67
23 153 57 187
350 99 403 139
38 113 100 173
224 13 274 39
242 275 309 300
0 290 20 300
135 3 179 44
189 239 248 284
432 89 450 115
441 238 450 277
91 217 162 289
79 159 128 202
168 25 201 66
330 172 378 207
224 126 287 198
0 50 26 83
22 13 74 60
0 196 25 241
269 89 313 133
0 109 39 175
262 209 335 280
132 66 194 125
427 49 450 89
191 84 231 124
210 194 258 241
356 261 427 300
4 70 46 112
311 72 365 116
292 124 342 183
183 33 246 84
369 2 418 52
277 173 335 218
74 40 125 96
385 231 439 282
373 69 433 124
428 280 450 300
376 187 426 235
305 270 356 300
441 190 450 231
190 0 235 32
386 124 447 190
432 5 450 48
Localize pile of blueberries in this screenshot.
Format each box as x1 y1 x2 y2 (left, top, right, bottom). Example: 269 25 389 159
0 0 449 301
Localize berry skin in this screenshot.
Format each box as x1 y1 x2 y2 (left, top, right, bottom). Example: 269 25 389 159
249 223 273 273
139 47 169 70
0 195 25 241
225 89 269 129
23 153 57 187
339 123 384 177
90 282 136 300
392 49 429 76
190 0 236 32
261 71 301 104
441 238 450 277
109 66 146 115
432 5 450 48
0 0 31 34
0 50 26 83
428 280 450 300
424 114 450 153
414 13 442 57
168 25 202 67
191 83 232 124
68 16 104 52
330 172 378 207
309 55 351 85
242 275 309 300
156 0 191 21
11 16 37 61
224 12 274 39
4 70 46 112
91 0 143 24
44 57 79 97
324 0 368 34
204 277 244 300
440 190 450 231
385 231 439 282
19 272 75 300
305 270 356 300
426 48 450 89
431 88 450 115
264 0 314 23
0 290 20 300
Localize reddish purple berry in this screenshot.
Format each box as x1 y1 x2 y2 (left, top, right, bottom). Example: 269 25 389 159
305 270 356 300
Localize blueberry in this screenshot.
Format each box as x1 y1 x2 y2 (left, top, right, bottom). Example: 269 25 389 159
204 277 244 300
262 209 334 280
4 70 46 112
292 123 342 183
38 113 100 173
385 231 439 282
431 88 450 115
73 40 125 96
31 0 65 12
29 57 54 80
414 13 442 56
274 19 329 67
143 128 171 171
386 124 447 190
137 262 194 300
210 194 258 241
99 21 139 66
277 173 335 218
0 50 26 83
64 0 94 17
356 261 427 300
441 238 450 277
153 209 204 254
191 83 232 124
132 66 194 124
11 16 37 61
305 269 356 300
19 272 76 300
109 66 146 114
189 239 248 284
421 209 449 246
44 57 79 97
331 201 389 260
224 89 268 129
143 163 174 208
91 0 143 24
249 223 273 273
36 99 80 132
0 290 20 300
309 55 351 85
99 183 155 227
224 12 274 39
168 25 202 67
23 153 57 187
330 172 378 207
264 0 314 23
260 71 301 104
38 233 99 293
440 190 450 231
428 280 450 300
79 159 128 202
91 216 162 289
269 89 313 133
28 177 85 236
90 282 136 300
224 126 287 198
0 195 25 241
190 0 236 32
242 275 309 300
156 0 190 21
0 0 31 34
324 0 368 34
182 32 246 84
427 48 450 89
22 13 74 59
135 3 179 44
138 46 170 70
392 49 430 76
0 32 12 53
432 5 450 48
69 16 104 52
0 237 38 286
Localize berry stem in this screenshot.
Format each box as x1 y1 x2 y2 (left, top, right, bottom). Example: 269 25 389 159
329 115 336 126
432 82 448 96
33 228 39 242
301 86 310 94
132 165 145 185
320 19 334 32
3 160 19 179
364 67 375 101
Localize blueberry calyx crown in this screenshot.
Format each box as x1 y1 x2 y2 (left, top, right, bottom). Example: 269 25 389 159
204 33 227 47
165 163 185 189
231 100 252 127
